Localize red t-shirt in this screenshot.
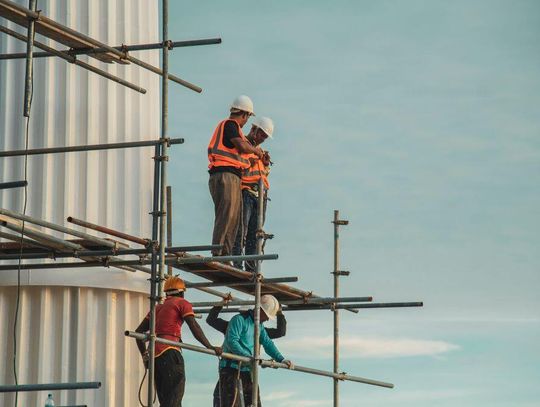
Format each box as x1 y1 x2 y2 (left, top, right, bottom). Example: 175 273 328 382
145 296 195 357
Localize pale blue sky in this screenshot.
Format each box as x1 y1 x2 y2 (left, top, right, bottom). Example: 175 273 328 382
160 1 539 406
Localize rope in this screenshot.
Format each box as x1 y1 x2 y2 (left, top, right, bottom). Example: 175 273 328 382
137 365 157 407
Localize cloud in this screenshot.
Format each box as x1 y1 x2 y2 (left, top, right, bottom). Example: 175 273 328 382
279 335 459 359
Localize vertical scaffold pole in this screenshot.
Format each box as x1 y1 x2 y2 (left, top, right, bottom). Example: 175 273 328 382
23 0 37 117
166 186 173 276
252 177 265 406
332 210 349 407
158 0 170 300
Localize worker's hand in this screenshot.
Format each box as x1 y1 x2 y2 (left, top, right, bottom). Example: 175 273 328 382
262 151 271 166
249 157 258 166
212 346 223 357
142 350 149 370
255 147 264 160
282 359 294 369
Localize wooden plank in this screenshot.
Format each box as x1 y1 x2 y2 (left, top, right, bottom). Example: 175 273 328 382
0 0 129 64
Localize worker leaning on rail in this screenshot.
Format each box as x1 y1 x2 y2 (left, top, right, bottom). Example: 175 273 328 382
207 301 286 407
208 95 265 259
135 276 222 407
232 116 274 272
218 295 293 407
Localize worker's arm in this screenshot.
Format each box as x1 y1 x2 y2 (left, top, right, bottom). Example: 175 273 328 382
185 315 222 355
260 324 284 362
266 310 287 339
206 306 229 334
225 315 252 357
231 137 264 158
135 317 150 368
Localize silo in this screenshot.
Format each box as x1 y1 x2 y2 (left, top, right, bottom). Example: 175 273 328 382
0 1 159 405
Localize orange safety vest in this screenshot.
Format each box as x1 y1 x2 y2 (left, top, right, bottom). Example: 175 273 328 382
208 119 251 170
242 156 270 191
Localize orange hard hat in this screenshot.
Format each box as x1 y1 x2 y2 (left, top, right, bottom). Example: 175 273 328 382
164 276 186 293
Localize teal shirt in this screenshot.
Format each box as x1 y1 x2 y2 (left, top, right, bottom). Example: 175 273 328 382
220 311 284 371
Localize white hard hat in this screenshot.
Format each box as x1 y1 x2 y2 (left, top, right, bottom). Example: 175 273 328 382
230 95 255 116
260 294 280 320
252 116 274 138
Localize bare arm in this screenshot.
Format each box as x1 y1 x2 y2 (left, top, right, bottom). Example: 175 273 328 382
231 137 263 157
206 306 229 334
185 315 222 355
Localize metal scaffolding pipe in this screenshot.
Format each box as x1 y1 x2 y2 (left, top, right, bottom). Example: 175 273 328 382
67 216 149 246
0 253 278 271
23 0 37 117
193 302 423 314
125 331 394 389
0 180 27 190
0 38 222 60
190 296 373 308
0 245 223 261
0 138 184 158
0 25 146 94
185 276 298 288
0 208 118 249
0 0 203 92
0 382 101 393
0 230 51 250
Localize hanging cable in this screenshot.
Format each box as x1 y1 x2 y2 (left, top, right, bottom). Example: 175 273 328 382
138 365 157 407
13 2 37 404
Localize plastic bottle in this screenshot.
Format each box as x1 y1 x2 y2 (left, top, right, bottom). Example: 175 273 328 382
44 394 55 407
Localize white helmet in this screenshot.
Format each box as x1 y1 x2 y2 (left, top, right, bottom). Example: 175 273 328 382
252 116 274 138
260 294 280 320
230 95 255 116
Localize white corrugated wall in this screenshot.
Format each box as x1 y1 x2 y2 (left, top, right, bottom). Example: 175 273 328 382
0 286 149 407
0 0 160 406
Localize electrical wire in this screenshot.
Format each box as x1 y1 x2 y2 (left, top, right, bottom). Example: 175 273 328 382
137 366 156 407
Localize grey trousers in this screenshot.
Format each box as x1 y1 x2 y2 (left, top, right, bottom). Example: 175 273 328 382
209 172 242 256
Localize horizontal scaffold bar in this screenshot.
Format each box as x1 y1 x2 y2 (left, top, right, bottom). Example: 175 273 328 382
0 138 184 158
125 331 394 388
185 276 298 288
0 245 222 260
0 381 101 393
0 0 205 92
0 180 27 189
194 302 423 313
190 295 373 308
0 253 278 271
0 24 146 93
0 38 222 60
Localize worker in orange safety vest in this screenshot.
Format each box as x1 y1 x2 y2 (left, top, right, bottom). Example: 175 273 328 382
232 116 274 272
207 95 265 258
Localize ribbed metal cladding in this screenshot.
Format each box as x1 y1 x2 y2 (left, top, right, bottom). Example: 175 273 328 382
0 286 148 407
0 1 160 406
0 0 159 237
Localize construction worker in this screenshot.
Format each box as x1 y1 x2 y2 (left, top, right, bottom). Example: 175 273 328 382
135 276 222 407
207 302 287 407
208 95 265 258
232 116 274 271
217 294 293 407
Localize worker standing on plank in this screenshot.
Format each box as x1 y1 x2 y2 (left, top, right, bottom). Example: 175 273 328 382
207 302 287 407
218 295 293 407
232 116 274 272
135 276 222 407
208 95 265 258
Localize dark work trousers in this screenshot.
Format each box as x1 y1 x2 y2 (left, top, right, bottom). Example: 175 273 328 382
217 367 261 407
209 172 242 256
154 349 185 407
232 190 266 271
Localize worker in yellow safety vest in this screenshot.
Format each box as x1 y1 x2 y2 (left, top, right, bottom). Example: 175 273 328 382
232 116 274 271
207 96 265 258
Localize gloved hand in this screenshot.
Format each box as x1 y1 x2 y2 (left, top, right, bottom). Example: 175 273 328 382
282 359 294 369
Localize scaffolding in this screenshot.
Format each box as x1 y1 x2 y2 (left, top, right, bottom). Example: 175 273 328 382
0 1 424 406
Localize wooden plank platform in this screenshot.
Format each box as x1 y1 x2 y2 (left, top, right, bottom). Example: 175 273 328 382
171 253 314 302
0 0 129 64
